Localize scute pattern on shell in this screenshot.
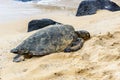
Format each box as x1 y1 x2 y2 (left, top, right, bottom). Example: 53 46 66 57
12 24 75 55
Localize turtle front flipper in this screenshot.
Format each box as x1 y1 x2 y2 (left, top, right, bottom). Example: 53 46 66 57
64 38 84 52
13 54 25 62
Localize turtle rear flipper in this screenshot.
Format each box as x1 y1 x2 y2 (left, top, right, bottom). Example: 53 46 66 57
13 54 25 62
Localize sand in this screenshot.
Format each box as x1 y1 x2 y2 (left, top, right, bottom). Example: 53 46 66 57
1 0 120 80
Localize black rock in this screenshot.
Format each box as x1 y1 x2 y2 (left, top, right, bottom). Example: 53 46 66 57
76 0 120 16
76 0 100 16
28 18 61 32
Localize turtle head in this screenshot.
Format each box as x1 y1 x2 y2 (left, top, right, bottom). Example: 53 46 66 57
75 30 90 40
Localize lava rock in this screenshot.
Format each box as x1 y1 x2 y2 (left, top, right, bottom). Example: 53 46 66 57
28 18 61 32
76 0 120 16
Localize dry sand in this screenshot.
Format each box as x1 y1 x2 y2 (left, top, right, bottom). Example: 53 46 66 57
1 0 120 80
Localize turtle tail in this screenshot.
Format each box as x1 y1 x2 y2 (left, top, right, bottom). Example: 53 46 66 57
10 48 18 54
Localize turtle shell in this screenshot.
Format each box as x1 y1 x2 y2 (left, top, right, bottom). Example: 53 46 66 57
11 24 75 55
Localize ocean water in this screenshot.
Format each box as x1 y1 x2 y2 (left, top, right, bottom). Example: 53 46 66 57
0 0 55 22
0 0 76 23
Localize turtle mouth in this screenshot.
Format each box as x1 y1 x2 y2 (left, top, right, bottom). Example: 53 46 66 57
10 48 18 54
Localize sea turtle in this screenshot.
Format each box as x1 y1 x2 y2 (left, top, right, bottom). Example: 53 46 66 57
11 24 90 62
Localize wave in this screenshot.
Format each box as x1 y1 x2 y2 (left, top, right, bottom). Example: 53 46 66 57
35 0 60 5
32 0 79 12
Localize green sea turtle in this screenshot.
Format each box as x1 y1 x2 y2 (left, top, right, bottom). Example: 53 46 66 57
11 24 90 62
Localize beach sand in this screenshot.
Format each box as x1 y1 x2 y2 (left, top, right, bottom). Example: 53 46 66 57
1 0 120 80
